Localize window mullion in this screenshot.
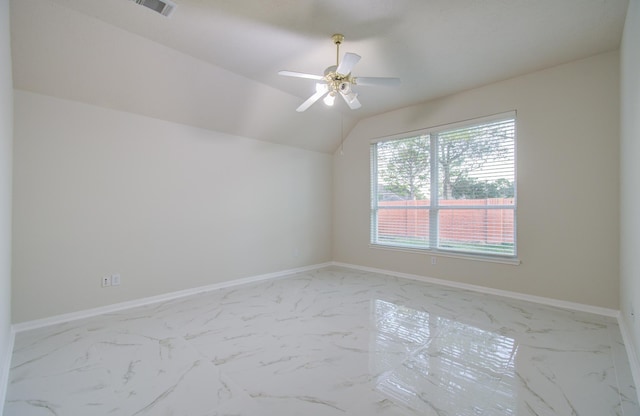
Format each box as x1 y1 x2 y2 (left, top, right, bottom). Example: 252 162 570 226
429 133 438 249
370 144 379 244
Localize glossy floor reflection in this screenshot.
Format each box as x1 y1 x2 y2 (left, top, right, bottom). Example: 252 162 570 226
5 267 639 415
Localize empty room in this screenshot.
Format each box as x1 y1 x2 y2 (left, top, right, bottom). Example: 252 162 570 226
1 0 640 415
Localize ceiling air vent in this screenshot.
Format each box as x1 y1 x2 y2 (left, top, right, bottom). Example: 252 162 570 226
130 0 176 17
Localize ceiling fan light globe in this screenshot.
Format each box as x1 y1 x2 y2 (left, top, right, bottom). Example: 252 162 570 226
338 82 351 94
323 93 336 106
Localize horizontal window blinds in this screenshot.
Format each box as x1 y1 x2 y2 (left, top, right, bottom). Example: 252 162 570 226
371 115 516 257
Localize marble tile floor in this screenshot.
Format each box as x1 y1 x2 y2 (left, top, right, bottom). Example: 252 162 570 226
4 266 640 415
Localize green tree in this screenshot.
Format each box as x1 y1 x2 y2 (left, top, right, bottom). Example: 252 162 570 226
438 124 513 199
451 177 514 199
378 136 430 200
377 122 513 201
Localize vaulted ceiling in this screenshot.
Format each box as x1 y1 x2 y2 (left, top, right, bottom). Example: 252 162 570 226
10 0 629 153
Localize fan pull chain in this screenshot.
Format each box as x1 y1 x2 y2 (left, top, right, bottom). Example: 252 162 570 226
340 115 345 156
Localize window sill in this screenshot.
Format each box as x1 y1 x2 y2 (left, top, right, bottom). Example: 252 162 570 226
369 244 521 265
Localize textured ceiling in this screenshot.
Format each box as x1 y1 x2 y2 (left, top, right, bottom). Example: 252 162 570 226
10 0 629 153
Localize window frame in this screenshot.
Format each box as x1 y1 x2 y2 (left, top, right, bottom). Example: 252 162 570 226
370 112 518 263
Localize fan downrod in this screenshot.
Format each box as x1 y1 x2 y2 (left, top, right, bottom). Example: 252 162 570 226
332 34 344 66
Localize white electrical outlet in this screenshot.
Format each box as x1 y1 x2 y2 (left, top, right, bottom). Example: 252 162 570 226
431 257 437 265
111 274 121 286
102 276 111 287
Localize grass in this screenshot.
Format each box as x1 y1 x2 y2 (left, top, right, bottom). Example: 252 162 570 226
377 235 515 256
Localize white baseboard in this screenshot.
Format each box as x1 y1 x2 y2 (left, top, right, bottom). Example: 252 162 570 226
331 261 619 318
13 260 620 331
13 262 332 333
0 327 15 416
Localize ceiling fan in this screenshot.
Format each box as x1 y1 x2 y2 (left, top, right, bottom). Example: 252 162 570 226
279 34 401 112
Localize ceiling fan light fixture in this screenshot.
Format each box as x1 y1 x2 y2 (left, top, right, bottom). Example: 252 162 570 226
279 34 400 112
323 93 336 106
338 81 351 94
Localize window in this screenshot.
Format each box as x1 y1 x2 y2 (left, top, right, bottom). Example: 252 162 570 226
370 113 516 259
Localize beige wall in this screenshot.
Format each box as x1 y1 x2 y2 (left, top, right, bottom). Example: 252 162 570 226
334 51 620 309
620 0 640 376
12 91 333 323
0 0 13 410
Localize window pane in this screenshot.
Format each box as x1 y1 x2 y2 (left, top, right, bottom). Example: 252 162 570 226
376 136 431 201
438 207 515 255
376 204 430 248
438 119 515 202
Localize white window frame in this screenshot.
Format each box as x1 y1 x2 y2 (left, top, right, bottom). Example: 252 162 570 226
370 112 518 263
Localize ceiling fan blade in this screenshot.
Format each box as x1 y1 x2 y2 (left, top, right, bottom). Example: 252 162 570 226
340 92 361 110
296 83 329 112
336 52 361 75
354 77 401 87
278 70 324 81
